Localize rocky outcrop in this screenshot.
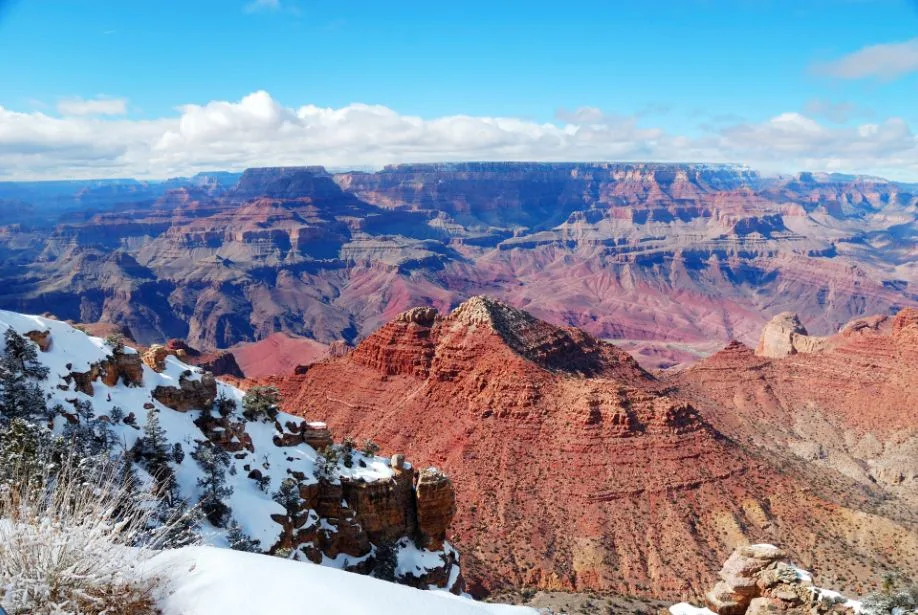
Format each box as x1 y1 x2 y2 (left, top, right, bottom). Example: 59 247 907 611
303 421 334 450
67 349 144 395
755 312 829 358
143 344 172 372
100 350 144 387
687 545 860 615
24 329 52 352
152 372 217 411
415 467 456 550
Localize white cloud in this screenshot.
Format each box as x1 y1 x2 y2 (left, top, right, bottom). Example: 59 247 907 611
57 96 128 117
0 90 916 181
815 38 918 80
803 99 871 124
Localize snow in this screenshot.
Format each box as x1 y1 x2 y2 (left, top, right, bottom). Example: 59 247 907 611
792 565 814 584
0 310 443 573
395 536 452 578
670 604 715 615
145 546 537 615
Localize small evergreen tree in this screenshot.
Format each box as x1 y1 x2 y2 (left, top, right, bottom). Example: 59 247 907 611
172 442 185 464
362 438 380 457
0 418 65 485
372 540 399 582
242 386 280 422
226 519 262 552
255 473 271 492
191 441 233 527
104 333 125 355
0 329 50 422
341 436 356 468
214 393 237 418
2 328 50 379
109 406 125 423
314 445 340 480
62 398 113 458
271 478 302 517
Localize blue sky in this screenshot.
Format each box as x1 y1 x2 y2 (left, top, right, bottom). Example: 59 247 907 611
0 0 917 179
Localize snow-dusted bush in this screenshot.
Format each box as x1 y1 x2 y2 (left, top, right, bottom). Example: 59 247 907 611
862 583 918 615
241 386 280 422
0 459 172 615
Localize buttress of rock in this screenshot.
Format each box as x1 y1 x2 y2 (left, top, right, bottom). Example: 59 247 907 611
415 467 457 550
755 312 829 358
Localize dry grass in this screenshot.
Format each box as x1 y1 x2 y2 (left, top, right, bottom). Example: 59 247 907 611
0 459 166 615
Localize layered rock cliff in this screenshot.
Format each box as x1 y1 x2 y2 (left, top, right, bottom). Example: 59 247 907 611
1 164 915 367
265 297 918 599
670 308 918 505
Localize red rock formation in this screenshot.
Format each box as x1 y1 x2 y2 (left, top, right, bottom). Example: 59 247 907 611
3 164 915 364
230 332 331 377
152 372 217 412
670 308 918 501
269 297 918 599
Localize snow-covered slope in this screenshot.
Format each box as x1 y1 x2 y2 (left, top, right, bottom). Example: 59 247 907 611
146 546 537 615
0 309 459 590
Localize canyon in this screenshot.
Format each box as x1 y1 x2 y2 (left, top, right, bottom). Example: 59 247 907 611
264 296 918 600
0 163 915 375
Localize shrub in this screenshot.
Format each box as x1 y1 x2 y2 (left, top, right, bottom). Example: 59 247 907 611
314 445 340 480
0 459 166 615
104 333 125 355
862 583 918 615
272 478 302 517
226 519 261 553
361 439 380 457
214 393 237 418
242 386 280 422
372 540 399 582
341 436 356 468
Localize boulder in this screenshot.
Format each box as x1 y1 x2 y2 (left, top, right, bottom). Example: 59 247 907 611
143 344 172 372
755 313 829 358
303 421 334 451
24 329 52 352
696 545 856 615
152 372 217 412
101 351 144 387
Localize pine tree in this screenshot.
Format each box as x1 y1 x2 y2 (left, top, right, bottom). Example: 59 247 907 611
242 386 280 422
0 418 65 484
0 329 50 422
191 441 233 527
2 328 49 379
314 445 340 480
372 540 399 582
227 519 262 552
138 410 177 498
341 436 356 468
271 477 301 517
214 393 236 418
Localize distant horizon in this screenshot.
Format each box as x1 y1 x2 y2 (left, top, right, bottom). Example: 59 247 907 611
1 160 914 185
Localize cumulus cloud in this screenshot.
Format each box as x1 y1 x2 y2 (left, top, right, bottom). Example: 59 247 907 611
815 38 918 80
0 90 916 180
56 96 128 117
